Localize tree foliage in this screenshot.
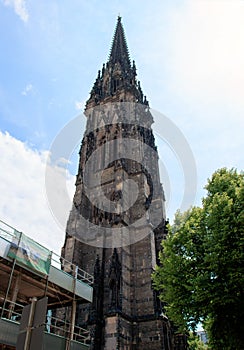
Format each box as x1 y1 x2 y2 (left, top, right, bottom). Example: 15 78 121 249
152 168 244 349
188 332 208 350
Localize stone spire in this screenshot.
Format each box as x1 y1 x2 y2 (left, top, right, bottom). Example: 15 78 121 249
62 16 185 349
85 16 149 109
109 16 131 72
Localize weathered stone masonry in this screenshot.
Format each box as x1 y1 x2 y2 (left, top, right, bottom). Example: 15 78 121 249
62 17 186 350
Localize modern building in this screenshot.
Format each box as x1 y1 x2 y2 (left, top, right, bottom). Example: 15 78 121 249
62 17 185 349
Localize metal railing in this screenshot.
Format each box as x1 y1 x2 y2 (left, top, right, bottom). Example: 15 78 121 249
51 251 94 286
0 219 94 285
0 298 23 322
0 219 17 242
0 299 91 345
47 314 90 344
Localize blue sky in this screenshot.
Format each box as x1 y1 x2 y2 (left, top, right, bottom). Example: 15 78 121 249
0 0 243 254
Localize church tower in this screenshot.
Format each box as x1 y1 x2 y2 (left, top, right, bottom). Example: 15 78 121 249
62 17 176 349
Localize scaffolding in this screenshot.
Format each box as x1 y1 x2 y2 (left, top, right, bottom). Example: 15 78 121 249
0 219 93 349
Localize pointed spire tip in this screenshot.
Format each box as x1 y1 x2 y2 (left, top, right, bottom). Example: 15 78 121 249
109 15 130 68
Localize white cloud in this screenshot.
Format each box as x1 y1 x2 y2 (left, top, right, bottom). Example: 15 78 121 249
0 131 75 255
75 100 84 110
167 0 244 117
3 0 29 23
21 83 33 96
141 0 244 202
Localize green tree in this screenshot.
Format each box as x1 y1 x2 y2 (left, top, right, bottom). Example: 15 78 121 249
152 168 244 349
188 332 208 350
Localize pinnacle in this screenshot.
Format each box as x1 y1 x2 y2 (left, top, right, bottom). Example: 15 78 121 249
109 16 131 71
85 17 149 109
